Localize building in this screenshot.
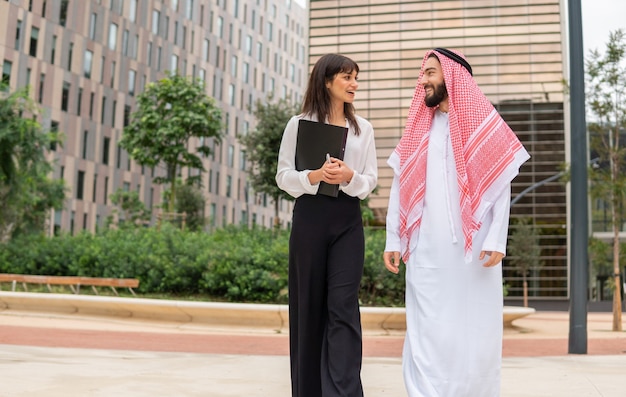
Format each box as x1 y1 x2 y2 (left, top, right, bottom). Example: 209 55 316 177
0 0 307 233
308 0 569 299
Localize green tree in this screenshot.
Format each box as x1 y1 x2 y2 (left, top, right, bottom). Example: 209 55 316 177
0 86 65 240
586 29 626 331
175 183 206 232
107 188 151 229
238 95 300 228
120 72 223 214
507 218 543 308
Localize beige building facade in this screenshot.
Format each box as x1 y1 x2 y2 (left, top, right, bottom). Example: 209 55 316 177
309 0 570 299
1 0 307 233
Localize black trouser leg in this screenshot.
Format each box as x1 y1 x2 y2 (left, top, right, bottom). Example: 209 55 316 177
288 193 364 397
289 211 327 397
321 220 364 397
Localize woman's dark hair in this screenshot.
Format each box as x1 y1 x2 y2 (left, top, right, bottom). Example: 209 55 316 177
301 54 361 135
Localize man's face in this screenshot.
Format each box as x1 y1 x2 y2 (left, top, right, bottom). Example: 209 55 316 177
421 56 448 108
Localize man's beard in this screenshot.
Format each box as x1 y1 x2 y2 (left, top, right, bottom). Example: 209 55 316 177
424 82 448 107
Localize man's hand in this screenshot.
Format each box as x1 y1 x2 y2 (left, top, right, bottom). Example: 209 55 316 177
479 250 504 267
383 251 401 274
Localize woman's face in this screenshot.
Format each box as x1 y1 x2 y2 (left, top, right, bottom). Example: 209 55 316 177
326 70 359 106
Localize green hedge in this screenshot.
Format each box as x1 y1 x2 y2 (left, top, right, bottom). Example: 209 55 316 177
0 225 405 306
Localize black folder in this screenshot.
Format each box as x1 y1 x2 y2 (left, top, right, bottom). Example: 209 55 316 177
295 119 349 197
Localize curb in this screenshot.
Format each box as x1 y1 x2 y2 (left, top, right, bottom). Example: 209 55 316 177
0 292 531 332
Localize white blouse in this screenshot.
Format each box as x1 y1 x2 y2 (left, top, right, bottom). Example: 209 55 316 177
276 114 378 200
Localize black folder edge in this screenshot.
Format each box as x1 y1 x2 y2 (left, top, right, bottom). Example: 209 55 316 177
295 119 349 197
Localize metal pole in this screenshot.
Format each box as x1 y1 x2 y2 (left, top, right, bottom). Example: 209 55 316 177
568 0 588 354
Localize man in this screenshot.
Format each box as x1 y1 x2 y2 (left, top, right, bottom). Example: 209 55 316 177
383 48 530 396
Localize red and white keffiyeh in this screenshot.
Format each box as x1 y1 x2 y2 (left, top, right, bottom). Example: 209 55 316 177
389 48 530 262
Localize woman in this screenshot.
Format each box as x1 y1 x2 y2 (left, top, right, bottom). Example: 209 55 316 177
276 54 378 397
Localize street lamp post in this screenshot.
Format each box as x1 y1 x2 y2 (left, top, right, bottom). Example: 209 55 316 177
568 0 589 354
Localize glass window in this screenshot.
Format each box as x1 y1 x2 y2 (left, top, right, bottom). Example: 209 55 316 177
77 87 82 115
50 121 58 150
38 73 45 103
128 69 136 96
103 137 110 165
122 29 129 55
228 84 235 105
228 145 234 167
111 61 116 87
124 105 131 126
61 81 70 111
76 171 85 200
82 130 89 159
89 92 94 118
101 96 106 124
231 55 237 77
239 150 246 170
186 0 194 19
203 39 210 61
29 27 39 57
147 42 153 66
111 100 116 127
108 23 118 50
152 10 160 35
83 50 93 78
67 42 73 70
15 20 22 51
89 13 97 39
171 54 178 73
103 177 108 204
245 35 252 55
129 0 138 22
59 0 69 27
243 62 249 83
91 174 98 203
132 34 138 59
1 61 11 87
217 16 223 38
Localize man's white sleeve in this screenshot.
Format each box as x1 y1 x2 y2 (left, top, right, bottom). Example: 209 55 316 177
481 185 511 256
385 175 402 253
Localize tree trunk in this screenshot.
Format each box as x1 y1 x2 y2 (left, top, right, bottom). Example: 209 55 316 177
273 198 281 230
612 221 622 331
523 274 528 308
610 143 622 332
169 165 177 214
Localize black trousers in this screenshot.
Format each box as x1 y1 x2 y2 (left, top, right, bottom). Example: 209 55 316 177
289 192 365 397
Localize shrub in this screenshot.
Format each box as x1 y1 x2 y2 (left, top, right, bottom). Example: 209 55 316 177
0 225 405 306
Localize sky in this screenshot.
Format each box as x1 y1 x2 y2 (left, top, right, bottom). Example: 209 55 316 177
580 0 626 54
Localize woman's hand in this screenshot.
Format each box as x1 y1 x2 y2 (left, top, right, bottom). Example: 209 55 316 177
322 157 354 184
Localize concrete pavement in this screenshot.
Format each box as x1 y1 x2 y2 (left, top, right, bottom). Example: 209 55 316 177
1 292 626 396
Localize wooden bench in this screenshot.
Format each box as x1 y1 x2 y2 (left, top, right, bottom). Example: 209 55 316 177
0 273 139 296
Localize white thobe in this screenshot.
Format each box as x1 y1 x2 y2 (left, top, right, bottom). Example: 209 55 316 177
386 110 511 397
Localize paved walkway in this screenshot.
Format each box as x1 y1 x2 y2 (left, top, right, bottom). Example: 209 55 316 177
1 294 625 396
